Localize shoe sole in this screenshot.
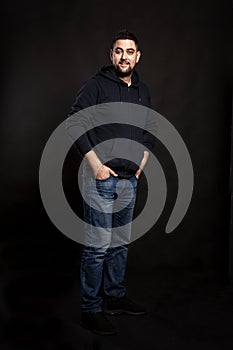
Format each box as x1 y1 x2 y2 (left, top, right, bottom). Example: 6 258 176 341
105 309 147 316
81 323 118 336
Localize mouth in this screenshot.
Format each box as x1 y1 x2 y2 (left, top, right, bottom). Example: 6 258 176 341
119 62 129 68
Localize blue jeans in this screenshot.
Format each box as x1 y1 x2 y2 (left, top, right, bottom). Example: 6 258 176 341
80 162 137 312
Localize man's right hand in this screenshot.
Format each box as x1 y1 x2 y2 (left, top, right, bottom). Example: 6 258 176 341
95 165 118 180
84 150 118 180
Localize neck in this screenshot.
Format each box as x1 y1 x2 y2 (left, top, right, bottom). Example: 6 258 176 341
112 66 133 86
119 75 132 86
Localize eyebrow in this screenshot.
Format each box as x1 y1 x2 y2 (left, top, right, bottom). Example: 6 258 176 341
114 47 136 52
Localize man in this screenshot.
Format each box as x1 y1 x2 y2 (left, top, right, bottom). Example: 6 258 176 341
66 30 155 335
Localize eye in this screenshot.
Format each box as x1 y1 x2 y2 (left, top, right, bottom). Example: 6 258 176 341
115 49 122 54
127 50 135 55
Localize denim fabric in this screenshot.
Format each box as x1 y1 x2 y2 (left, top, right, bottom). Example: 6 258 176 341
80 161 137 312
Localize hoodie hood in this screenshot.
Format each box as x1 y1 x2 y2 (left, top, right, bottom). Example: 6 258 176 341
95 65 141 102
96 65 140 86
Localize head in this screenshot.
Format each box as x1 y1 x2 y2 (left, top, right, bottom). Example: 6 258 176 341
110 30 141 78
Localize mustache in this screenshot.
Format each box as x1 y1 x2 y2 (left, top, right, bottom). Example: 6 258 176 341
119 59 130 64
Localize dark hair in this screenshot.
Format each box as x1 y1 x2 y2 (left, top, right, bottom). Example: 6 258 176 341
111 30 140 50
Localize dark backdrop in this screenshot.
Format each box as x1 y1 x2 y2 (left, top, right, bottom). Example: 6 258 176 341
1 0 232 348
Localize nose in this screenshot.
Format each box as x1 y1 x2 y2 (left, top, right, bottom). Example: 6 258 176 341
121 50 127 60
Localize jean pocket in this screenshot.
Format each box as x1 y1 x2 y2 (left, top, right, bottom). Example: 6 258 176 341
95 175 112 182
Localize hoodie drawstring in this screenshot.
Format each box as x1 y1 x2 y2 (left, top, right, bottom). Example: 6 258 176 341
138 86 142 102
118 83 122 103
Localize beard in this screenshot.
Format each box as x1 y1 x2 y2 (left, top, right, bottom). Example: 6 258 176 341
114 63 133 77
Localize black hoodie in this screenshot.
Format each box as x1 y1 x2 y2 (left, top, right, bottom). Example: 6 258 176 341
66 65 156 178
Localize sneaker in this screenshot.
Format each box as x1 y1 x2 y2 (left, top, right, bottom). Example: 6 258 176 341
80 311 118 335
105 295 147 316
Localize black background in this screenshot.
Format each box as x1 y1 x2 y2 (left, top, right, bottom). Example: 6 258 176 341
1 0 233 349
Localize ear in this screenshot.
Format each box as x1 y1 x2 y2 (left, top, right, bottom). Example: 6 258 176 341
110 49 113 62
136 50 141 63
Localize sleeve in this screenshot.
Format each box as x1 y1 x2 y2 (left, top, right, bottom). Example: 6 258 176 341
142 86 157 151
143 115 157 151
66 78 100 156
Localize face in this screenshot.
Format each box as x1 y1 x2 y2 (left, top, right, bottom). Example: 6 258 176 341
110 39 141 77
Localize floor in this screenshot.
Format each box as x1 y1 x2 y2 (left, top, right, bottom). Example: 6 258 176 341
1 265 233 350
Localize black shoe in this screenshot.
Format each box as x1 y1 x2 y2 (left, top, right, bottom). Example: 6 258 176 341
81 311 118 335
105 296 147 316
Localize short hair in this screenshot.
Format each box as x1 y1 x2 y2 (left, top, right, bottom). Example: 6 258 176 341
111 30 140 51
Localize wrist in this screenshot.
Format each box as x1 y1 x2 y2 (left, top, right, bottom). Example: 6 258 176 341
96 163 103 173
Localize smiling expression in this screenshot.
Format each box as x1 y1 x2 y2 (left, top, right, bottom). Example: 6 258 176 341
110 39 141 78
